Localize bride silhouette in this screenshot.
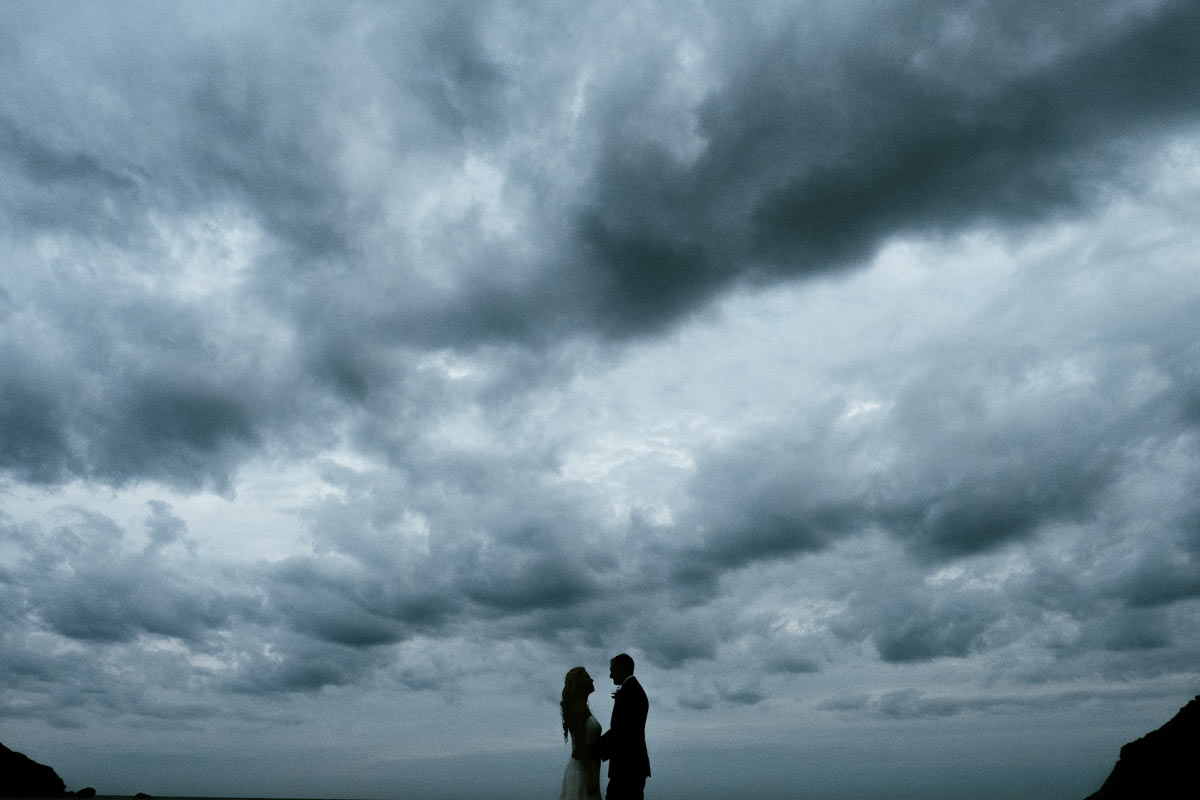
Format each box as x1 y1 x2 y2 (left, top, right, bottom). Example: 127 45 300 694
559 666 602 800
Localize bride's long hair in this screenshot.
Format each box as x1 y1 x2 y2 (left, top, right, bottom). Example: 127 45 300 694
560 666 591 740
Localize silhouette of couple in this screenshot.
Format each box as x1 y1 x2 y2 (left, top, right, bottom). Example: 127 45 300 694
559 654 650 800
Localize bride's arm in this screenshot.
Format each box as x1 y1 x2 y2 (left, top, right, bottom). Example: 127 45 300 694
578 713 601 796
565 701 590 760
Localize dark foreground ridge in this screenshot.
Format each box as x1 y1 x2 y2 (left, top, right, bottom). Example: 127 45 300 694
0 741 94 798
1084 695 1199 800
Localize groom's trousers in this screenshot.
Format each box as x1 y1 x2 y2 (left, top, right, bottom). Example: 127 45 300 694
605 774 646 800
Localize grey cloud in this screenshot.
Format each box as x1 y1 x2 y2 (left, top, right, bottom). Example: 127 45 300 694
178 60 354 260
93 372 264 492
2 506 407 701
294 461 613 615
627 612 722 670
763 652 820 675
876 689 964 719
868 607 996 663
0 632 81 687
3 618 238 730
665 317 1195 582
678 435 860 570
250 499 610 666
676 694 715 711
32 550 253 644
145 500 191 552
819 683 1191 722
0 351 80 484
818 694 870 713
1106 547 1200 608
832 574 1006 663
415 5 512 139
37 566 212 643
2 34 498 486
3 507 255 646
1092 606 1173 653
226 636 390 695
457 549 598 613
0 114 144 242
0 5 357 256
821 688 1013 720
882 435 1118 560
269 455 730 672
719 684 765 707
269 558 410 648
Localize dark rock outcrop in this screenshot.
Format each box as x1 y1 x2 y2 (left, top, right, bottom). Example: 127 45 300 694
1084 695 1200 799
0 742 68 797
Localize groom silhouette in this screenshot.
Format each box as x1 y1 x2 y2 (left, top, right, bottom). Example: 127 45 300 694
592 653 650 800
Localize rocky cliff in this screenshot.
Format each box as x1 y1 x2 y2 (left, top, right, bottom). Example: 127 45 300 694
0 742 67 797
1084 695 1199 799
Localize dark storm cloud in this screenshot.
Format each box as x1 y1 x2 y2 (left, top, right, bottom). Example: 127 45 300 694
0 299 284 492
95 371 264 490
0 350 79 484
4 0 1198 497
1 1 1198 745
565 0 1200 337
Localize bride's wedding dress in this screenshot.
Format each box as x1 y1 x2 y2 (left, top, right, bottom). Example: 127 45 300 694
560 714 602 800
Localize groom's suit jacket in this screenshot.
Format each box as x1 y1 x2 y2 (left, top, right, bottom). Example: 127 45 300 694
595 675 651 780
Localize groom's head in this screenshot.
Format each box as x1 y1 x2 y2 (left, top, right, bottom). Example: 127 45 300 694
609 653 635 685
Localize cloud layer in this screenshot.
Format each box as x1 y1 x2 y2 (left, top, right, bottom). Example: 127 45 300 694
2 2 1199 798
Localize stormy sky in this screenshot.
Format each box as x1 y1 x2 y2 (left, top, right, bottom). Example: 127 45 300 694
2 2 1198 799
